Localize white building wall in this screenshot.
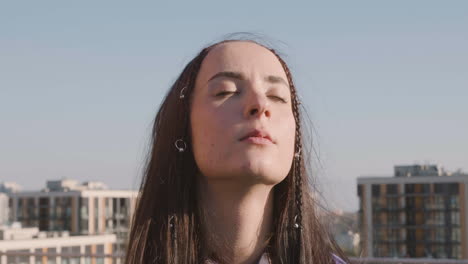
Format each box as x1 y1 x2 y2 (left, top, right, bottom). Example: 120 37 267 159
0 234 116 251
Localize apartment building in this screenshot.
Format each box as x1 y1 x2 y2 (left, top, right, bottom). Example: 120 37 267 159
6 179 137 253
357 164 468 259
0 223 117 264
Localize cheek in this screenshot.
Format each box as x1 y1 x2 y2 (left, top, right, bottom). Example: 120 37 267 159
191 108 216 156
278 116 297 167
275 107 296 144
190 101 233 174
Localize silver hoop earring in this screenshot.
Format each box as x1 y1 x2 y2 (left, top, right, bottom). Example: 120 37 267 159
174 139 187 152
293 214 301 229
169 215 175 228
179 86 187 99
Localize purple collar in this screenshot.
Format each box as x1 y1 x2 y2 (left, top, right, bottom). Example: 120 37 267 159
206 253 346 264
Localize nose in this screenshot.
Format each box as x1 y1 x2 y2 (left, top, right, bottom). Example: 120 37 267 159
243 91 271 119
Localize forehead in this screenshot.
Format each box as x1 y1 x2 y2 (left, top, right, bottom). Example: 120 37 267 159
196 41 288 85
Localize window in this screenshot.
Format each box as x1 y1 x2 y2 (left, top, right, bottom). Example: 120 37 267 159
399 245 407 258
389 244 398 257
120 198 128 215
79 197 89 233
47 248 57 264
372 185 380 197
452 245 461 259
451 211 460 225
357 185 363 196
435 228 445 242
387 198 399 209
96 245 105 264
35 248 43 264
406 197 415 209
387 184 398 195
434 196 445 209
450 196 459 209
407 212 415 225
435 211 445 225
388 213 399 224
452 227 461 242
7 250 29 264
400 229 406 240
405 184 415 194
85 246 92 264
435 183 459 194
105 198 113 218
433 245 447 258
94 198 99 233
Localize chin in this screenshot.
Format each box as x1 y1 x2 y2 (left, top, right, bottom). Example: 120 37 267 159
237 160 288 185
198 154 291 185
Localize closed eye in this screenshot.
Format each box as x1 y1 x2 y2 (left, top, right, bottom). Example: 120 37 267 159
268 95 287 103
216 91 239 97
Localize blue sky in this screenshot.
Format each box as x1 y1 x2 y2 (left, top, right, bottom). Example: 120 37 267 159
1 1 467 211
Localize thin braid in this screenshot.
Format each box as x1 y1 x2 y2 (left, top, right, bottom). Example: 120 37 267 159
272 49 304 263
291 76 304 263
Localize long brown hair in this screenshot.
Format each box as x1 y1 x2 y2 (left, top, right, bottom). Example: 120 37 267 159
125 37 348 264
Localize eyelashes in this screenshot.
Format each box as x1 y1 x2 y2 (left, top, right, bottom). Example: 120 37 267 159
215 91 288 103
215 91 239 97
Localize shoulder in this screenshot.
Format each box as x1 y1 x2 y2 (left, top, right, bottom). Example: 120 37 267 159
332 253 348 264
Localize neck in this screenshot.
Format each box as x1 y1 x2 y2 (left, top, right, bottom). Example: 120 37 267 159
198 178 274 264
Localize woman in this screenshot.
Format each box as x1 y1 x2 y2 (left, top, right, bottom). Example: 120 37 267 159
125 38 348 264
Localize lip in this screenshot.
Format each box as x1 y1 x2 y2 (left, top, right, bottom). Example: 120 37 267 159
239 129 274 144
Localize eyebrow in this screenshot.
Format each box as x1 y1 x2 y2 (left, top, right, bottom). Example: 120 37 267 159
208 71 244 82
265 75 289 87
207 71 289 88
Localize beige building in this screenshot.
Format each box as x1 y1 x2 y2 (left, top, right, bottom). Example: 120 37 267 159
0 223 117 264
7 179 137 253
357 165 468 259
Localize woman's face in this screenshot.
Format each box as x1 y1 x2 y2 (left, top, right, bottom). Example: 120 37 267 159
190 41 296 185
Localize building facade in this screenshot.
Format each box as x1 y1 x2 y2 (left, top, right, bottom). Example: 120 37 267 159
357 165 468 259
6 180 137 253
0 224 117 264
